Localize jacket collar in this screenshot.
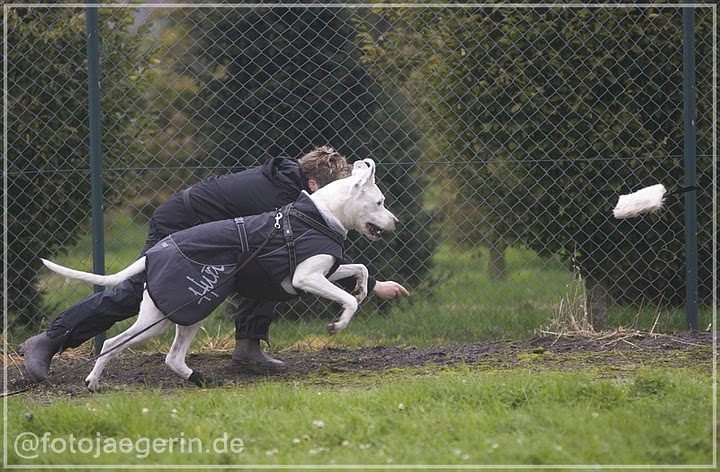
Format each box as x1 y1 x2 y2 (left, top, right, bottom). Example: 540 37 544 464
294 191 347 240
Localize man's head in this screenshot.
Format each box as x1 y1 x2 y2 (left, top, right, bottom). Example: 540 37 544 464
298 146 352 191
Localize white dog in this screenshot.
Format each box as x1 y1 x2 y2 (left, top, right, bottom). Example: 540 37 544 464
41 159 398 391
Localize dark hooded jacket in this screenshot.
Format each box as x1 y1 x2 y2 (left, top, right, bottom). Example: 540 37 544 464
149 157 310 236
187 157 308 223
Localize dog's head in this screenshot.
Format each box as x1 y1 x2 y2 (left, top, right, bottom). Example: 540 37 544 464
345 158 399 241
310 158 399 240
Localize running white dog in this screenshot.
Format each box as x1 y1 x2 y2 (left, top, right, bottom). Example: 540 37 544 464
41 159 397 391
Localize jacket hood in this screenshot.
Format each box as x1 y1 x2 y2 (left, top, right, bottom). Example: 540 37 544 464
261 156 312 195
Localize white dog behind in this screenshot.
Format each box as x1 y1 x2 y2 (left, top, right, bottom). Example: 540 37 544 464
41 159 398 391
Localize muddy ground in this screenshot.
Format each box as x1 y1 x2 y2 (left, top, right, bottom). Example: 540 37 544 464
3 330 714 399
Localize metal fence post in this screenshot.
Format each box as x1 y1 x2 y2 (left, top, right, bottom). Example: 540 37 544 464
682 2 698 330
86 3 106 353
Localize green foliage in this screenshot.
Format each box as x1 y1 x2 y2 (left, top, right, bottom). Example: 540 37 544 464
179 8 437 307
131 12 210 213
5 7 158 324
362 7 714 308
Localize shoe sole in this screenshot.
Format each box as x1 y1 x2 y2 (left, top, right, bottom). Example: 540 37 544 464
231 359 288 374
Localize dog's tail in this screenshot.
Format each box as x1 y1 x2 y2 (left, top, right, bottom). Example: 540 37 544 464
41 257 147 286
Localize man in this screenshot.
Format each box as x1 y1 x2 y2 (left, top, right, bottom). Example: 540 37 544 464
20 146 410 382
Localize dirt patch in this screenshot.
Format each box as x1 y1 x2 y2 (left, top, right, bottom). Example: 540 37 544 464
3 330 714 399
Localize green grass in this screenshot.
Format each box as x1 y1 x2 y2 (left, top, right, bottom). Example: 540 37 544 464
5 365 713 467
11 209 713 470
267 243 697 349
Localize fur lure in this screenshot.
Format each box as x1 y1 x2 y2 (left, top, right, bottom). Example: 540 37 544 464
612 184 697 219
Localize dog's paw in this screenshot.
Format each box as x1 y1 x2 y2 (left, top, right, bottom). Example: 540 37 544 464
327 322 344 335
187 371 223 388
351 282 368 303
85 378 100 392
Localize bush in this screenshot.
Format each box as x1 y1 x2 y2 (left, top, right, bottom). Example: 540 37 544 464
363 7 714 320
5 7 157 326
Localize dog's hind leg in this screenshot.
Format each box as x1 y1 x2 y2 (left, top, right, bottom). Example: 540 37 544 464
165 323 223 388
85 291 172 392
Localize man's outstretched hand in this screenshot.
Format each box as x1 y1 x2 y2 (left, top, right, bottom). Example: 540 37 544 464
371 280 410 300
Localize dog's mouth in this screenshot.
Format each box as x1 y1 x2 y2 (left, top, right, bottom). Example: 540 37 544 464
366 223 385 240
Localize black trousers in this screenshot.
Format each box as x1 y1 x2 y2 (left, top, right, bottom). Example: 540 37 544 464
46 276 275 348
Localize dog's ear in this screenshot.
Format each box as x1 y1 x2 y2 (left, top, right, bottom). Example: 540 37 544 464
362 158 376 175
353 159 376 189
352 160 369 176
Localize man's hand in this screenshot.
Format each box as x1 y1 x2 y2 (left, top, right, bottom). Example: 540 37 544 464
371 280 410 300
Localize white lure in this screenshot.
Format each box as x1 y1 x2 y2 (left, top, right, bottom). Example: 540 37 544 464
612 184 667 219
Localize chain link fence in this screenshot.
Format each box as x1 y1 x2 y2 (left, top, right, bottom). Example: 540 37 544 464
5 4 716 352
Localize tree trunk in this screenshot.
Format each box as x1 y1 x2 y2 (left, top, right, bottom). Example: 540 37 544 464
488 241 507 282
585 276 609 330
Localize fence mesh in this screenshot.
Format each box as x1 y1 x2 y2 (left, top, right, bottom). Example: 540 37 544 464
4 4 716 352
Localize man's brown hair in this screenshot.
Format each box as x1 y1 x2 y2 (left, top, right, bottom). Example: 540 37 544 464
298 146 352 188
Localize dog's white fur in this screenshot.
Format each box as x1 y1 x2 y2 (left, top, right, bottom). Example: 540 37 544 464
41 159 398 391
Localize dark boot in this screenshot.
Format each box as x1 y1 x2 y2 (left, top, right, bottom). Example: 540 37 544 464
232 339 286 373
19 332 66 383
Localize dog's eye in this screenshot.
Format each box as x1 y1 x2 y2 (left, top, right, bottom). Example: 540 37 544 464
377 201 383 207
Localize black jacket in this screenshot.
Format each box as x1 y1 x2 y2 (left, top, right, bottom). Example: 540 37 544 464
187 157 310 223
148 157 311 237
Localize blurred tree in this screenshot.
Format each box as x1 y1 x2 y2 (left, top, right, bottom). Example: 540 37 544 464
5 7 157 326
363 6 714 327
129 11 209 219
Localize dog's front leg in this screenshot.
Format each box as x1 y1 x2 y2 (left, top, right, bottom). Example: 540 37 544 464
291 255 367 334
328 263 369 303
